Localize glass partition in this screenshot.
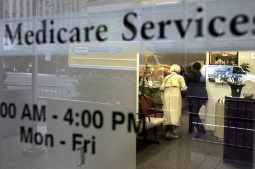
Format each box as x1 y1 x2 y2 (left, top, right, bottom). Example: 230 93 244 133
1 0 255 169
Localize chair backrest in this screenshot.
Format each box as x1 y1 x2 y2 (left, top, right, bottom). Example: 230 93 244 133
139 95 155 118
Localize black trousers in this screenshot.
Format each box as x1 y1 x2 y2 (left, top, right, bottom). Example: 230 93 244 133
188 97 207 134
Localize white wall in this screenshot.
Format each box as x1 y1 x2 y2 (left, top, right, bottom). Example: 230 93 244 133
239 51 255 74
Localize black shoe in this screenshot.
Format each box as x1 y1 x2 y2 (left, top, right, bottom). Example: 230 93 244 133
165 132 179 140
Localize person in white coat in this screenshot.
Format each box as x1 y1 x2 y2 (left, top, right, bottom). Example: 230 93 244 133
160 64 187 139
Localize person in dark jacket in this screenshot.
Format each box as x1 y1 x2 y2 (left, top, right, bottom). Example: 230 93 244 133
186 62 207 137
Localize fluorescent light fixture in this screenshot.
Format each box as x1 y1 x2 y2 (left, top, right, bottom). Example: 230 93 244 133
73 47 89 54
73 47 122 54
156 0 180 5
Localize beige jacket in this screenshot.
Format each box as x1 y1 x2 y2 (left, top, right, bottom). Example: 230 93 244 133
160 72 187 91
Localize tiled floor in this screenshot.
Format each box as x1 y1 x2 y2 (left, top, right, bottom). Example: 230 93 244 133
136 114 253 169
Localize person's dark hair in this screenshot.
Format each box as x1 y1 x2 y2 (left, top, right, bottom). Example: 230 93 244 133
180 65 185 76
192 62 201 71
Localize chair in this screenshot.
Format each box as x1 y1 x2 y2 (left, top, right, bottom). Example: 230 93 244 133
137 95 164 144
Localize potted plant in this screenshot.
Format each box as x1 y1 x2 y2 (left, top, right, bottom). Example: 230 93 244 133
226 75 245 97
240 63 250 72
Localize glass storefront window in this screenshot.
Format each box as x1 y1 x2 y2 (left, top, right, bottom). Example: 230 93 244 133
1 0 255 169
